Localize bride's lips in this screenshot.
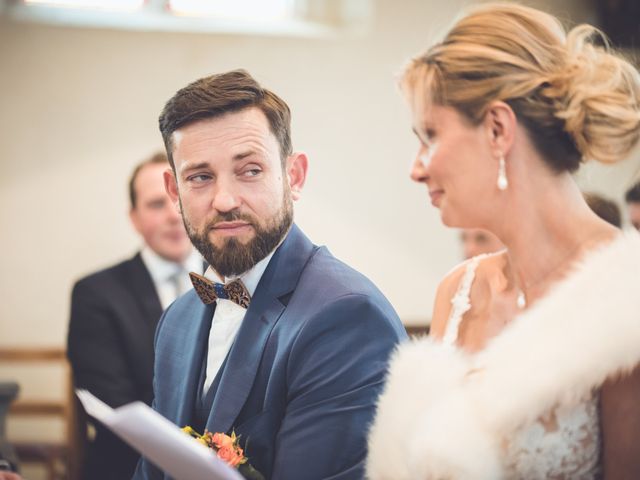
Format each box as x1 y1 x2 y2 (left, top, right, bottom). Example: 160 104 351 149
429 189 444 207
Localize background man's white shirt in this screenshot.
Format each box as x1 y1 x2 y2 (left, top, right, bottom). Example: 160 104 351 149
141 246 203 309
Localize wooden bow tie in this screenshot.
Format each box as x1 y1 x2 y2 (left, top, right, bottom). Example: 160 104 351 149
189 272 251 309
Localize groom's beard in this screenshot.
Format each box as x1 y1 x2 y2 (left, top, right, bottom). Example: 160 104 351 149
182 193 293 278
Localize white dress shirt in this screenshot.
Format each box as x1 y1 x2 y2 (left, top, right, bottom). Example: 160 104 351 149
140 246 203 309
201 250 275 394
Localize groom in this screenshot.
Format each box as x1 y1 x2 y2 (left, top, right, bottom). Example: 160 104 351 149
133 70 406 480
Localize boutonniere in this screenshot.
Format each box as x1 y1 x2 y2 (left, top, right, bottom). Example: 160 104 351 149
182 426 265 480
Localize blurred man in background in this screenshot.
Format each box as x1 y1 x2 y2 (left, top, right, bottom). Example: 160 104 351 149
0 453 20 480
584 192 622 228
67 152 201 480
625 182 640 230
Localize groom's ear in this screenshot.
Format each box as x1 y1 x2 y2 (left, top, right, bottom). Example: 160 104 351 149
164 168 181 213
483 101 516 156
285 152 308 202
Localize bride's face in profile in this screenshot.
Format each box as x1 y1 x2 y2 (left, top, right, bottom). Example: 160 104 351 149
410 104 497 228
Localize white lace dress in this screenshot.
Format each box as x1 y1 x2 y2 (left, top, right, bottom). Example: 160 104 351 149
442 256 601 479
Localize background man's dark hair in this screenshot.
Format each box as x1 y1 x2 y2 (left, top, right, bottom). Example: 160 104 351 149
159 69 292 169
625 181 640 204
584 192 622 228
128 152 169 209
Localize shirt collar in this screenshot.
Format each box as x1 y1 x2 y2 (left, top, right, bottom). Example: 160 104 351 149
140 245 202 283
184 248 205 275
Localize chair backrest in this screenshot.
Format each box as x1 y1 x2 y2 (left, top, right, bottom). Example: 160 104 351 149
405 324 430 337
0 382 19 467
0 347 86 480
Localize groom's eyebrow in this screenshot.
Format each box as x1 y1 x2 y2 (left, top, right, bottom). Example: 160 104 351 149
179 161 210 175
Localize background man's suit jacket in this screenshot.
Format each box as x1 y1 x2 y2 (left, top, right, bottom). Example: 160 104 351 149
68 253 162 480
134 225 407 480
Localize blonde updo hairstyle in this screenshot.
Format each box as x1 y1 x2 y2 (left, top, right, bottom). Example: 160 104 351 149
402 3 640 172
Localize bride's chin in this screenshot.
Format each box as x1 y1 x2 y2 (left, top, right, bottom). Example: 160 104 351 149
440 209 465 229
439 207 455 227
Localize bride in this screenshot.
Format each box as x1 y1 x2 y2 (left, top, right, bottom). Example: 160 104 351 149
367 3 640 479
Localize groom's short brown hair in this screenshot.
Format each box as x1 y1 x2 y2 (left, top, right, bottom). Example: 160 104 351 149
159 69 292 169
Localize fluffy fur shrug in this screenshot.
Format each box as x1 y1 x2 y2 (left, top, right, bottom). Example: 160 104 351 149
366 231 640 480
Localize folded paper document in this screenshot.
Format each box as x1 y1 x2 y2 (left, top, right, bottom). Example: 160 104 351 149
76 389 243 480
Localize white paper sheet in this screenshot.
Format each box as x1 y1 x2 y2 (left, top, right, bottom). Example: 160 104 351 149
76 389 243 480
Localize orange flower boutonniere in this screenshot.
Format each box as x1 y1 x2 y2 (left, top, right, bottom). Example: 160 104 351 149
182 426 264 480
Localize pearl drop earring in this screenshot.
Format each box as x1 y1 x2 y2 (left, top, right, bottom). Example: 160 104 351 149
497 154 508 191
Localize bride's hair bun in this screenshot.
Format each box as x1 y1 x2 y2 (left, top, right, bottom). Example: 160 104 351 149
402 3 640 172
548 25 640 165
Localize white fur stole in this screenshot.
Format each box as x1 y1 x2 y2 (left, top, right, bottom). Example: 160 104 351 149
366 231 640 480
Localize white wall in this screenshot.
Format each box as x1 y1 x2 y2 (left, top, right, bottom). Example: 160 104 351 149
0 0 470 348
1 0 635 346
0 0 638 471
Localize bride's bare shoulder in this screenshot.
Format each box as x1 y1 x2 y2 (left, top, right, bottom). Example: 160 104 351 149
430 251 508 338
429 257 473 338
474 250 510 284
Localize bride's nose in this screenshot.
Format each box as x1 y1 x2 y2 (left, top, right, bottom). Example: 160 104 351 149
410 154 430 183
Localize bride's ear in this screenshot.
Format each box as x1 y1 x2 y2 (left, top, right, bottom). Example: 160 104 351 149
484 101 516 156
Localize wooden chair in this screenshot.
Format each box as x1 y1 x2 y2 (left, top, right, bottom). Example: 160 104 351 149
0 381 19 468
0 348 86 480
405 324 430 337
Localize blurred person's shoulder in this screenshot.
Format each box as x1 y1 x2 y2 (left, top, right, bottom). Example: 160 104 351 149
73 253 142 291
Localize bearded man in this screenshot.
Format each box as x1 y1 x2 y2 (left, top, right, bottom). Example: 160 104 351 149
132 70 406 480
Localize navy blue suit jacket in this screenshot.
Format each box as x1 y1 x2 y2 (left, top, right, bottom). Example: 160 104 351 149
133 225 406 479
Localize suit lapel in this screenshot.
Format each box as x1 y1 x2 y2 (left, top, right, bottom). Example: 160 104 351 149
206 224 316 433
127 253 163 327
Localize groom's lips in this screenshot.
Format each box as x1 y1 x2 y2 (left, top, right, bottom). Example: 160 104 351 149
211 221 252 236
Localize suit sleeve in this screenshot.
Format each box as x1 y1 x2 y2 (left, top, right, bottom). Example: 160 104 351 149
67 279 139 408
271 294 406 480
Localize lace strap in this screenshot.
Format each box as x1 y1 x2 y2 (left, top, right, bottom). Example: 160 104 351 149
442 254 486 346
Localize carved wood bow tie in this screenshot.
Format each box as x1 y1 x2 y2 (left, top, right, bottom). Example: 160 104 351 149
189 272 251 309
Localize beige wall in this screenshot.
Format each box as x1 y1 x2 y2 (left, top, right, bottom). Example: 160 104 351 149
0 0 469 349
0 0 638 470
0 0 633 345
1 0 635 344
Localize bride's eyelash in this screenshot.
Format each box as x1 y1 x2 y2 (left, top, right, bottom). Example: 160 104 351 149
421 128 436 146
